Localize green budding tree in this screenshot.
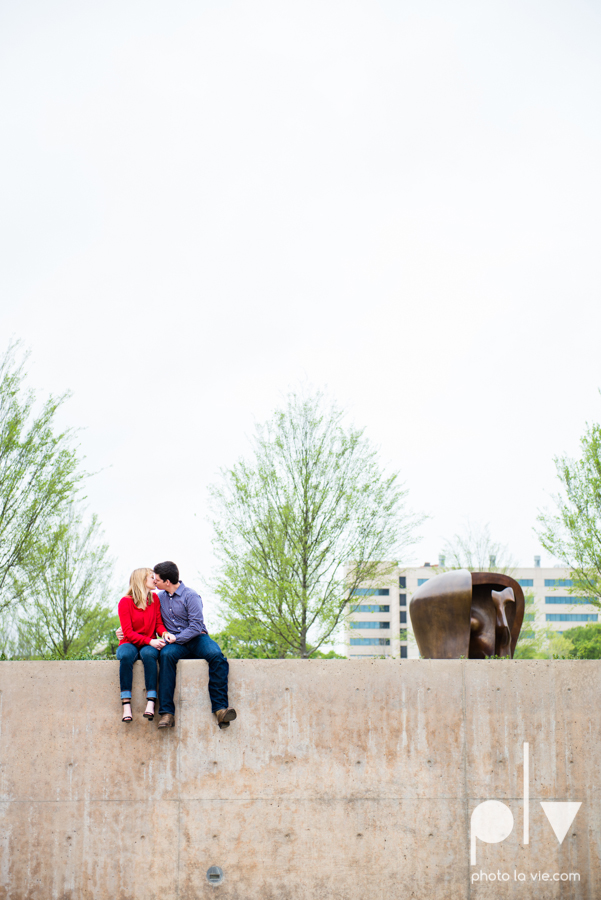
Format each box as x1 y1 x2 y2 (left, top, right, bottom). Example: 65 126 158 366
210 391 421 658
11 504 117 659
0 342 83 616
536 419 601 605
0 341 116 658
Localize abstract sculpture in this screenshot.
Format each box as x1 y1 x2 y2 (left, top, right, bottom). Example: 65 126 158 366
409 569 525 659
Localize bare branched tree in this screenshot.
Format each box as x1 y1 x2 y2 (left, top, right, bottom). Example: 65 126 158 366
440 520 515 572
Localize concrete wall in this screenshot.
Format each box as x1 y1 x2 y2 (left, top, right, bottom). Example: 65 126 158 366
0 659 599 900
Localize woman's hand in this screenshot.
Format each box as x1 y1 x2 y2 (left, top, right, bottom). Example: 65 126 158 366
150 638 166 649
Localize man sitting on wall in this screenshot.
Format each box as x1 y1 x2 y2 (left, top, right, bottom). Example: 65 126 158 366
117 560 237 730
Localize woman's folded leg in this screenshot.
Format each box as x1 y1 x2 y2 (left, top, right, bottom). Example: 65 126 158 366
116 643 139 698
139 644 160 698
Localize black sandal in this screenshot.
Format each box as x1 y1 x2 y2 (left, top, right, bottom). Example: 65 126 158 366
143 698 155 721
122 700 133 723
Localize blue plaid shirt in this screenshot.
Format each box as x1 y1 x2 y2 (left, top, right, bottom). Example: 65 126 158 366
158 581 207 644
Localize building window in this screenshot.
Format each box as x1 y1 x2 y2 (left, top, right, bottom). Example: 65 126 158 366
399 576 406 588
350 604 390 613
400 646 408 658
524 613 535 622
399 593 406 605
544 579 573 587
350 621 390 629
546 614 598 622
350 588 390 597
399 629 407 640
350 638 391 646
518 579 533 587
417 578 429 586
521 631 535 639
545 596 593 605
400 610 407 624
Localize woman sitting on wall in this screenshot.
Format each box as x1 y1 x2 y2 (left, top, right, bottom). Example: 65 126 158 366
117 568 168 723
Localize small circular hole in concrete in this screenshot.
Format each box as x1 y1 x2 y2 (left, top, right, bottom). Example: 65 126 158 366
207 866 224 885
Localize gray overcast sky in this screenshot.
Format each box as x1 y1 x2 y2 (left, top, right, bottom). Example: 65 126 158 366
1 0 600 627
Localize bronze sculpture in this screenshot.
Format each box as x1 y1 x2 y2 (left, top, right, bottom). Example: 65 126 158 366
409 569 525 659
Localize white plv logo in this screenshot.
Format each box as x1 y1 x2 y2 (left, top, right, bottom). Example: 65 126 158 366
470 743 582 864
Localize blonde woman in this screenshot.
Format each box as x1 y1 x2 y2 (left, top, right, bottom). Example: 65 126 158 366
117 568 168 723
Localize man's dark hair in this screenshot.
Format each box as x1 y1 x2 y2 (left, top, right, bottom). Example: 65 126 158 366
154 561 179 584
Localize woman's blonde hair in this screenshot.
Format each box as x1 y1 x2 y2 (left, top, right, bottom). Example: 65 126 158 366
127 567 155 610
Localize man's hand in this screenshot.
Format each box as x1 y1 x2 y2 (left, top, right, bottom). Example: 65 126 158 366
150 638 166 649
116 626 124 641
163 632 177 643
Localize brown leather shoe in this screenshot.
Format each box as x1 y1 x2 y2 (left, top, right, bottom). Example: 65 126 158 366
157 713 175 728
215 708 237 729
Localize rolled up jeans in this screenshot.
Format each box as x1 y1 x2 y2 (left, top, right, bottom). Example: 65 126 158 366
116 643 160 699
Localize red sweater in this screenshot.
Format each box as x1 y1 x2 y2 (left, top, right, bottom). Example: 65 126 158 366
118 593 166 648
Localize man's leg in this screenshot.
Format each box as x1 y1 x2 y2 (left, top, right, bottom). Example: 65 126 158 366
158 642 188 716
188 634 230 714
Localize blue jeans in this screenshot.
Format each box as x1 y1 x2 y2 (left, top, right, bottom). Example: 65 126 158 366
158 634 229 716
116 643 160 699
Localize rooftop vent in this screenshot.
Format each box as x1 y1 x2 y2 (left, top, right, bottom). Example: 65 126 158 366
534 555 541 567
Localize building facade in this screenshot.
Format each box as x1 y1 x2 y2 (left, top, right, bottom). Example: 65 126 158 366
344 559 599 658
